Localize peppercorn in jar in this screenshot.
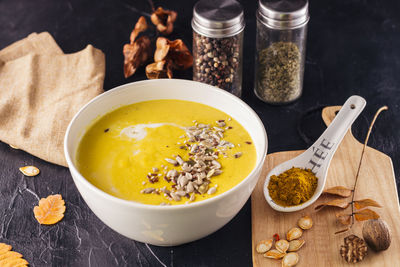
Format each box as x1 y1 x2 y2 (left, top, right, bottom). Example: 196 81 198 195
192 0 245 97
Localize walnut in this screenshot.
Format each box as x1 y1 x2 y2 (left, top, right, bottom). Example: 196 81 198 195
340 234 368 263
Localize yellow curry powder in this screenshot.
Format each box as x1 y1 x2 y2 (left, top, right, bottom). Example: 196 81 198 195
268 167 318 206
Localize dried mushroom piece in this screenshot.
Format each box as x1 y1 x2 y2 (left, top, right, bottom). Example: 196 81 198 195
154 37 170 62
151 7 177 35
149 37 193 79
340 235 368 263
146 60 173 79
130 16 148 43
167 39 193 70
123 36 152 78
154 37 193 70
123 16 152 78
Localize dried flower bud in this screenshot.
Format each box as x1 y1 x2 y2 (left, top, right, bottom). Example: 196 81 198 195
145 60 173 79
151 7 177 35
123 36 151 78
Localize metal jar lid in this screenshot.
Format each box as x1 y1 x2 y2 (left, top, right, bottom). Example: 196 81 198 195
192 0 245 38
257 0 309 29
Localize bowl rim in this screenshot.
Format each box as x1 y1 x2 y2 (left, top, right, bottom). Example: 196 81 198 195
64 79 268 211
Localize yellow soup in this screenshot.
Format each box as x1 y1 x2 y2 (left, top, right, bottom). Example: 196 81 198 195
77 100 256 205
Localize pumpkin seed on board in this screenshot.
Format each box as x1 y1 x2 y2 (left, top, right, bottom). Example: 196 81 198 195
287 227 303 241
263 249 285 259
282 252 299 267
19 166 40 177
297 215 313 230
275 239 289 253
288 240 305 252
256 239 273 254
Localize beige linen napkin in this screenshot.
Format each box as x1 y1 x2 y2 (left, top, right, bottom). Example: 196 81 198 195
0 32 105 167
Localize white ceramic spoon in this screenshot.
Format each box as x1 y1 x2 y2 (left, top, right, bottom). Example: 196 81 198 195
264 95 366 212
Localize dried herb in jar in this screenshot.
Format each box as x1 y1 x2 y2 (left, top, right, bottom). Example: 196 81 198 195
256 42 301 103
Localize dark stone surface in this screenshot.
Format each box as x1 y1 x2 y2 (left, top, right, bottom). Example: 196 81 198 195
0 0 399 266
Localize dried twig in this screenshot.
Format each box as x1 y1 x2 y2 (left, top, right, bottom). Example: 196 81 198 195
320 106 388 234
349 106 388 228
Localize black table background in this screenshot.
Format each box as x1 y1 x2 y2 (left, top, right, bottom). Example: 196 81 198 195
0 0 399 266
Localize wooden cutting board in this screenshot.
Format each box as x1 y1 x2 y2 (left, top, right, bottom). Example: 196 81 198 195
252 106 400 266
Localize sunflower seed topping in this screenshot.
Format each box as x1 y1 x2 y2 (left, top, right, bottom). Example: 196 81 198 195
165 158 178 165
175 155 184 165
141 188 155 194
140 119 246 204
207 187 217 195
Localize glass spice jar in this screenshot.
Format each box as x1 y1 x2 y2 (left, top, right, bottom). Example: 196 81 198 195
192 0 245 97
255 0 309 104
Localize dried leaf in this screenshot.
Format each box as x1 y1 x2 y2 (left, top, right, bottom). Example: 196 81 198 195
335 228 350 235
323 186 352 197
0 243 28 266
151 7 177 35
123 36 151 78
315 198 350 211
354 208 380 221
130 16 148 43
19 166 40 177
354 198 382 210
145 60 173 79
336 213 352 225
0 243 11 254
33 194 66 225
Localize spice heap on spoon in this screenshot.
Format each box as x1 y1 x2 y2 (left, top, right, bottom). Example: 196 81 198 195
263 95 366 212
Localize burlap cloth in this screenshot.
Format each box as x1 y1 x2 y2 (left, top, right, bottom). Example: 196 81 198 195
0 32 105 167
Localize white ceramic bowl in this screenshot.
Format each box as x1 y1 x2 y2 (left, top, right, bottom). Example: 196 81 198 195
64 79 267 246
